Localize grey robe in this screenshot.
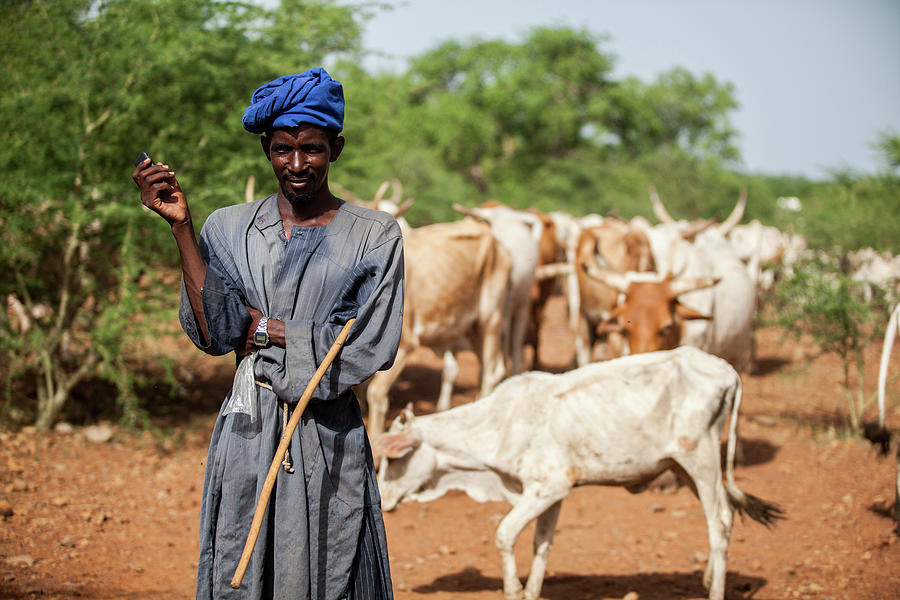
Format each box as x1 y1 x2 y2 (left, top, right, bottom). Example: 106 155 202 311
180 195 403 600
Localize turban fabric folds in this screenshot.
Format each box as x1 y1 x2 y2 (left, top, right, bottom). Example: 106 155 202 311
242 68 344 134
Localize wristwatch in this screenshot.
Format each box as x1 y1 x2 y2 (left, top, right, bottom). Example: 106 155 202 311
253 316 270 347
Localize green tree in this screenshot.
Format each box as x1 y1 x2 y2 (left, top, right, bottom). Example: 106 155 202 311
338 27 743 223
405 28 615 191
0 0 364 429
604 68 739 162
875 130 900 170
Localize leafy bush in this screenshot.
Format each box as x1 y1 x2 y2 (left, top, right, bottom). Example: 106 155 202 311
768 253 895 432
0 0 364 429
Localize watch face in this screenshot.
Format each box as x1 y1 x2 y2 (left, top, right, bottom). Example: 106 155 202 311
253 331 268 346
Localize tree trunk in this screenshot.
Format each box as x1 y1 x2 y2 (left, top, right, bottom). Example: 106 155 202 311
35 385 68 431
34 350 98 431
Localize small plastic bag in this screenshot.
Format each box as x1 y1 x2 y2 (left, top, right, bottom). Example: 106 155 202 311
222 352 259 423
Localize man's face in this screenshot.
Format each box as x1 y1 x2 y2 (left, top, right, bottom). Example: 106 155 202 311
264 126 344 205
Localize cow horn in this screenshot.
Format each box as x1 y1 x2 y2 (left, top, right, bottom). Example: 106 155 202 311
393 197 414 219
389 179 403 204
717 187 747 235
371 180 391 210
680 218 717 241
649 185 676 224
535 262 574 280
245 175 255 204
332 182 365 206
581 259 630 293
452 202 490 223
669 275 721 297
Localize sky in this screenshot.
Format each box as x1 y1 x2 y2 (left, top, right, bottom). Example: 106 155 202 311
359 0 900 180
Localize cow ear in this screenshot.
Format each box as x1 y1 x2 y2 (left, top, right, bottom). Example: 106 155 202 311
674 302 713 321
374 431 420 459
387 403 416 430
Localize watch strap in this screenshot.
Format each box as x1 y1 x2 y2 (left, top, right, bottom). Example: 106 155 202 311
253 316 270 347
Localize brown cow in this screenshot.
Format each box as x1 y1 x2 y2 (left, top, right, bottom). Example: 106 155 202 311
573 218 655 365
586 270 720 355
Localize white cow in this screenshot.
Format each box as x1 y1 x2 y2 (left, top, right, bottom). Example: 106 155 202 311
848 247 900 303
452 203 544 376
619 218 757 372
547 210 592 341
376 346 782 600
649 185 808 291
726 219 808 291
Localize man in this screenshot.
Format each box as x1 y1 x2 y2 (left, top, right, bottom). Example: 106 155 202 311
133 67 403 600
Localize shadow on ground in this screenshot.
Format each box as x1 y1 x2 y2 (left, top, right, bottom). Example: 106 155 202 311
414 566 767 599
735 437 780 468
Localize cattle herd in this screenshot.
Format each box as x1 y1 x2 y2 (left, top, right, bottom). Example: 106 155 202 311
338 181 899 600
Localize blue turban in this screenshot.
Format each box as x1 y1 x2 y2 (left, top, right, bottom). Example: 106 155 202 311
242 68 344 134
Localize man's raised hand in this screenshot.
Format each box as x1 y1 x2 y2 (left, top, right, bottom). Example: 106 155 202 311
132 157 190 226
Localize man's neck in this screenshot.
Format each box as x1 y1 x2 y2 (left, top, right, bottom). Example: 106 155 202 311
277 189 341 228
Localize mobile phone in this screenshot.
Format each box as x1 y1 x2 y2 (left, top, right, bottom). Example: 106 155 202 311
134 151 153 168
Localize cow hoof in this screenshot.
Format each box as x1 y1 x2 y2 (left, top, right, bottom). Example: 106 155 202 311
503 587 525 600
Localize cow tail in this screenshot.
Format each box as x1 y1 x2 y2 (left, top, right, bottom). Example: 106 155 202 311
862 304 896 458
724 374 785 528
878 304 899 429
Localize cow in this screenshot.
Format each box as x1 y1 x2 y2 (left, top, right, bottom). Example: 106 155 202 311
525 207 566 365
375 346 782 600
570 218 656 365
544 211 586 350
363 217 513 438
528 216 657 366
585 268 719 347
848 247 900 302
339 182 512 434
649 185 808 292
584 255 755 372
606 192 758 372
452 203 545 376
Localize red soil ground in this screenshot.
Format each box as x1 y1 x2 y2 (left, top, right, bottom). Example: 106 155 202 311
1 297 898 599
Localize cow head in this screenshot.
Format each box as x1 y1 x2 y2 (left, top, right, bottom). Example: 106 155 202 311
585 267 720 355
374 404 435 511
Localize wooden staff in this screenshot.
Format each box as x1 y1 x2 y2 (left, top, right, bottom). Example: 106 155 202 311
230 318 356 589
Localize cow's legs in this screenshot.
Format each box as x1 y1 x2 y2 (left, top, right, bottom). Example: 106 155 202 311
436 350 459 412
675 440 733 600
364 346 410 442
574 314 591 367
523 500 562 600
477 312 506 398
495 494 565 600
509 300 532 375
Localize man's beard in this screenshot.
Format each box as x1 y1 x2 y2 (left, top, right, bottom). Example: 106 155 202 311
284 188 317 205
